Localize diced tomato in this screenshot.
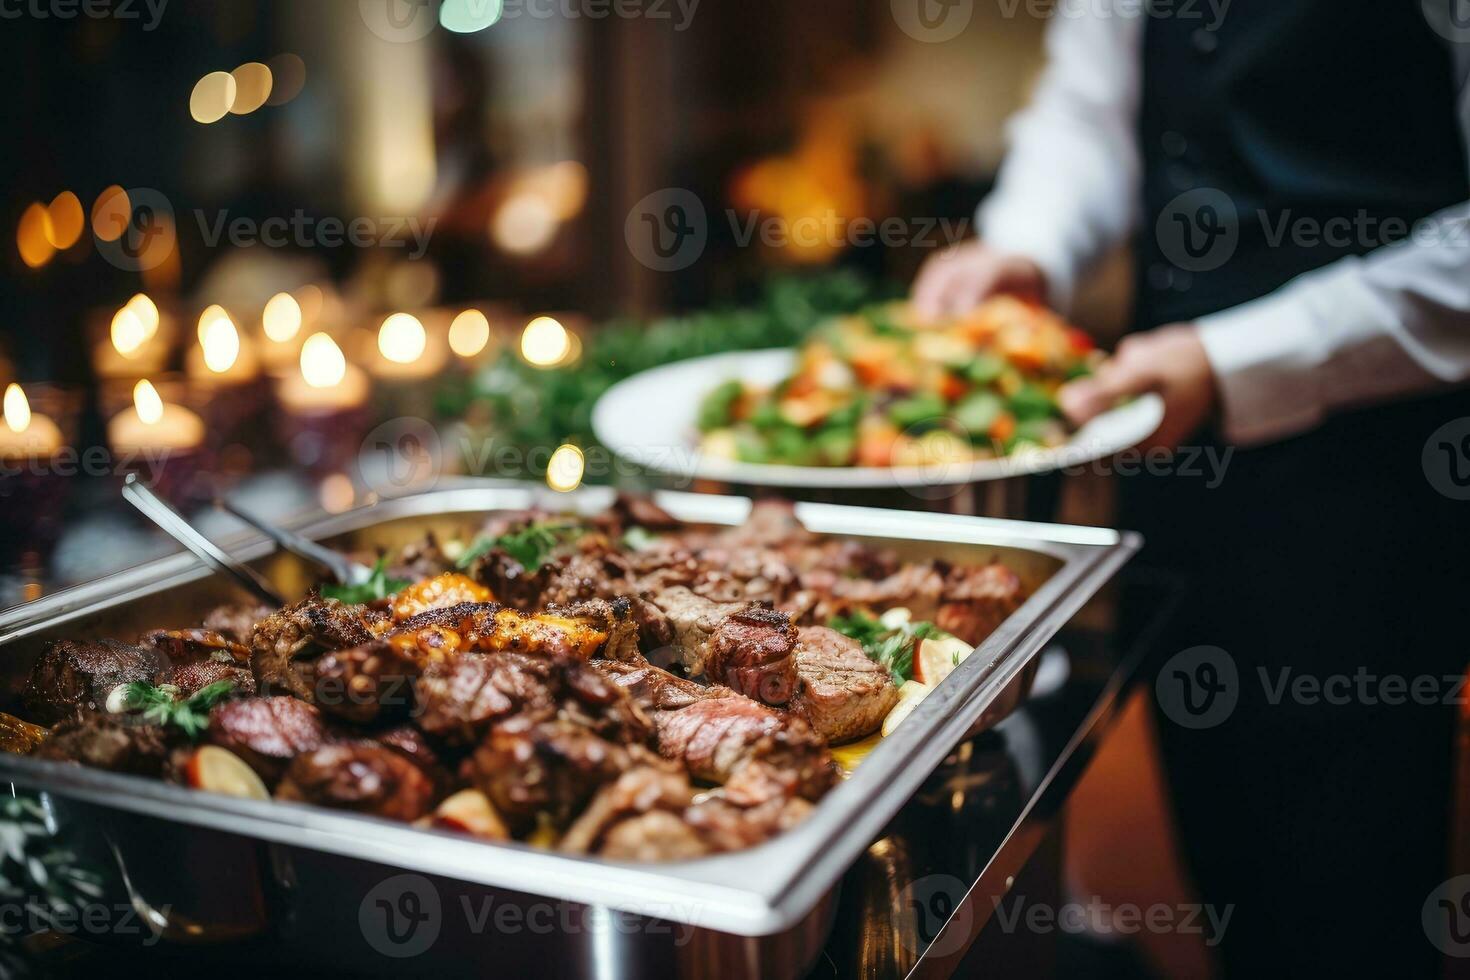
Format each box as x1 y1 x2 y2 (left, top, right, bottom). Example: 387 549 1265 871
1066 328 1095 353
937 371 968 402
857 422 900 467
988 412 1016 444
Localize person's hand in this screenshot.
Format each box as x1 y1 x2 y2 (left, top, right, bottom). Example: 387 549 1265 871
911 240 1047 320
1058 323 1218 450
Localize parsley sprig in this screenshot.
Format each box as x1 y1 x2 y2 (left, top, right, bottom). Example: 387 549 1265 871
828 611 942 684
320 556 411 604
456 520 584 571
119 680 236 739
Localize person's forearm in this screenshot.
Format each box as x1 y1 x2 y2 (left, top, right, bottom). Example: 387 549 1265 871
1196 203 1470 446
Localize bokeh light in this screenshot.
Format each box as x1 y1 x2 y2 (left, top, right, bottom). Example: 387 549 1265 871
448 310 491 358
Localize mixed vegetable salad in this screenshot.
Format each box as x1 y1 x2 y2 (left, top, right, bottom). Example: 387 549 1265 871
696 297 1099 468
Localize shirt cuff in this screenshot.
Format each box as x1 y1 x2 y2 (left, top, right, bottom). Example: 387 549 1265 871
1195 290 1331 447
977 200 1080 315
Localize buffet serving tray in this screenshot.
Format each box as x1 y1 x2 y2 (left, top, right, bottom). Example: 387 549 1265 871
0 484 1138 977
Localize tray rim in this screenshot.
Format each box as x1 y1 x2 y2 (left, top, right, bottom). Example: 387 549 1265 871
0 482 1140 936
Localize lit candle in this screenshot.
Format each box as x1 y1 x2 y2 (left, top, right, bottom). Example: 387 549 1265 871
519 314 581 368
186 306 260 384
0 384 63 459
259 291 305 372
92 294 172 379
277 333 370 412
363 312 449 380
107 379 206 453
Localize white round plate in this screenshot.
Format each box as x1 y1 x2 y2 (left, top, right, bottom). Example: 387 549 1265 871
592 348 1164 489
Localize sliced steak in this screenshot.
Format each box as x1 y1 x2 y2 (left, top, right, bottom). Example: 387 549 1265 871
793 626 899 744
705 606 799 706
22 639 168 725
277 743 436 821
936 563 1024 645
206 696 330 785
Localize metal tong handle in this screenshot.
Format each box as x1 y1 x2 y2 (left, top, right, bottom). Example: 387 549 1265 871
214 498 373 586
122 474 285 607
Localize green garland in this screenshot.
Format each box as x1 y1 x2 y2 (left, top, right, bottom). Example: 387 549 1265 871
441 271 885 478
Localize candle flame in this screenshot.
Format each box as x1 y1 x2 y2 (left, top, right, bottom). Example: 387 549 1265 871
521 316 570 367
134 379 164 425
449 309 491 358
301 332 347 388
201 311 241 374
263 292 303 342
111 307 148 358
197 304 232 344
546 444 585 493
4 384 30 434
126 293 160 341
378 313 427 364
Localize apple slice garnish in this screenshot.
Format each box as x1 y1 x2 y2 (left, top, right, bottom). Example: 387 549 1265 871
881 680 932 737
186 745 269 800
432 789 510 841
912 634 974 687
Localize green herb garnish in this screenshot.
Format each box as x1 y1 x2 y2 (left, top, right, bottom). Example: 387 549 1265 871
120 680 236 739
456 520 584 571
621 526 662 552
320 556 411 604
828 611 942 684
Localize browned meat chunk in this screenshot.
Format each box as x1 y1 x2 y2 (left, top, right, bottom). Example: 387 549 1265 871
171 660 257 699
277 743 436 821
206 696 329 785
651 695 833 803
935 563 1024 646
22 640 168 725
414 654 544 745
308 641 420 725
201 604 272 644
684 795 816 852
138 629 250 667
465 717 633 832
376 724 452 794
793 626 899 744
250 596 389 701
559 764 704 858
35 714 172 775
705 606 799 706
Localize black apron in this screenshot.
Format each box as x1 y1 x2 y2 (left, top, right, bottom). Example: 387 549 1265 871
1131 2 1470 974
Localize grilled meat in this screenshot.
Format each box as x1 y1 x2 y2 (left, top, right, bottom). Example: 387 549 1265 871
308 641 420 725
172 660 257 699
466 717 635 833
250 595 390 701
935 563 1025 646
201 604 273 645
206 696 330 785
685 795 816 853
35 714 173 775
376 723 452 794
705 606 799 706
390 598 639 663
22 639 169 725
390 573 494 622
414 652 552 745
793 626 899 744
559 763 704 858
277 742 436 821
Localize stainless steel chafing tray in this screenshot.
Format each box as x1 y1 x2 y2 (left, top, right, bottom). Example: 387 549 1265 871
0 484 1139 979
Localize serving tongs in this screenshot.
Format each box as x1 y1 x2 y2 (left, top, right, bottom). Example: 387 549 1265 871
122 474 285 607
214 496 375 587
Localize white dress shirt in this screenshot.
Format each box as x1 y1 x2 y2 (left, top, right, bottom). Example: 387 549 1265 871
977 4 1470 446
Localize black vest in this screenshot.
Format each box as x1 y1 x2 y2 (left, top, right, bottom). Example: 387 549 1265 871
1135 0 1468 326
